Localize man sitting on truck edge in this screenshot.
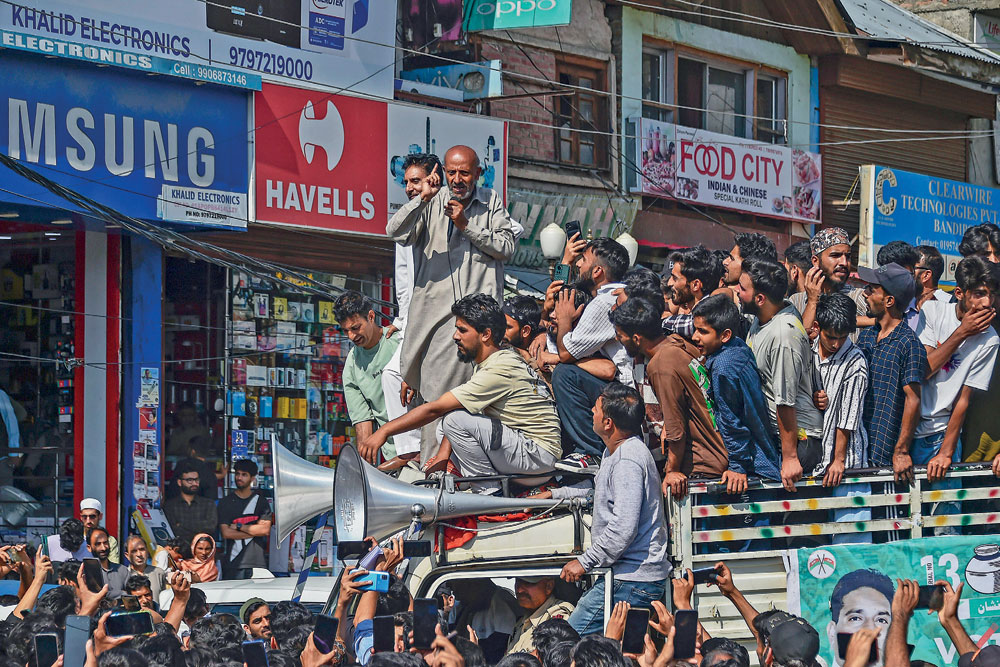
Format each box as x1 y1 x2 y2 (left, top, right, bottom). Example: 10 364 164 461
551 382 671 636
359 293 561 495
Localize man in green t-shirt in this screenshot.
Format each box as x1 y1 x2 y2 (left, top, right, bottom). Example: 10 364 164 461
359 294 561 494
336 291 421 466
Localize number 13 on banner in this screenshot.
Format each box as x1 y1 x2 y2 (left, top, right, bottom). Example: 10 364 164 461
920 553 960 587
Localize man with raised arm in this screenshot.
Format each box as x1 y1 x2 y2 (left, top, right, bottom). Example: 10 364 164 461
386 145 515 463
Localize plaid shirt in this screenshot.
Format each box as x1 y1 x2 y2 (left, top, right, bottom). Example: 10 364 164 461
856 321 927 467
662 313 695 341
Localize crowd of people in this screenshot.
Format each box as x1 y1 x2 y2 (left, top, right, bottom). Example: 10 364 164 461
2 531 997 667
4 143 1000 665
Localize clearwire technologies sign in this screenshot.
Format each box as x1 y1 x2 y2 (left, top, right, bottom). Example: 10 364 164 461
858 165 1000 282
463 0 572 31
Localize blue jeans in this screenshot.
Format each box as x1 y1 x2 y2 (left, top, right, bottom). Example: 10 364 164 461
551 364 609 458
912 432 962 534
568 577 666 636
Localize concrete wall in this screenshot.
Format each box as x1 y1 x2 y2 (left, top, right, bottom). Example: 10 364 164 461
891 0 995 39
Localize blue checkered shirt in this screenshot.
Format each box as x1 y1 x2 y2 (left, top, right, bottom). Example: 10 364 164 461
856 321 927 467
704 338 782 481
662 313 695 341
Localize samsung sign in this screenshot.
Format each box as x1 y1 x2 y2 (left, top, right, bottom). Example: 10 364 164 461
1 51 250 228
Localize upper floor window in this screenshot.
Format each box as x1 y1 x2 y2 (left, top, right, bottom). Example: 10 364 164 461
641 45 787 144
556 58 609 168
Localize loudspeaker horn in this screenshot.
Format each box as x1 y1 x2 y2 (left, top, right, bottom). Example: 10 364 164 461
271 435 335 544
333 444 563 542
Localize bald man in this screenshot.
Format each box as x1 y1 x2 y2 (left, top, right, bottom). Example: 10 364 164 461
386 145 516 462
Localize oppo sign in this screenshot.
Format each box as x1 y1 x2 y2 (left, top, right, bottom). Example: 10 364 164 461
463 0 571 31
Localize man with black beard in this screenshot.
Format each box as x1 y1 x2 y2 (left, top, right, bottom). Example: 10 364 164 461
790 226 872 340
360 294 561 495
503 295 543 362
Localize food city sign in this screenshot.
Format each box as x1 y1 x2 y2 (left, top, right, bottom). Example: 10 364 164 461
0 51 250 228
631 118 822 225
255 83 508 236
858 165 1000 282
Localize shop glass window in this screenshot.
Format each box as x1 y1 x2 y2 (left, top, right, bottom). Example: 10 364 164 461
641 49 673 122
0 232 77 531
556 60 608 168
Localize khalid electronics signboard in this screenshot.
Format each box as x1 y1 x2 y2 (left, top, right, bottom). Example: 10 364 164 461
255 83 508 235
858 165 1000 282
632 118 822 224
0 51 250 228
1 0 396 98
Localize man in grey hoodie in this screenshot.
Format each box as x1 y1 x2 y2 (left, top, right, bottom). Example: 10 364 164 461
554 382 672 635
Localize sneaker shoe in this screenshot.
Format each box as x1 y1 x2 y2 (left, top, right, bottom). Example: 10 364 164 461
554 453 601 474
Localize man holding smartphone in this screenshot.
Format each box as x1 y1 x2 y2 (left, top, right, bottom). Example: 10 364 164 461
386 145 516 464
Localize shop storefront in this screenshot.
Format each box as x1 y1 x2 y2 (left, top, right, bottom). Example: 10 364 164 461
0 47 251 543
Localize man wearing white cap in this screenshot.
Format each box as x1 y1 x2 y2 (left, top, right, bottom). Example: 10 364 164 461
80 498 120 564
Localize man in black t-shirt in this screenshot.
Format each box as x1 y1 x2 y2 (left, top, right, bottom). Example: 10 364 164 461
217 459 273 579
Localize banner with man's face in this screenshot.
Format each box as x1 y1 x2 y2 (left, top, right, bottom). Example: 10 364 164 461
792 536 1000 667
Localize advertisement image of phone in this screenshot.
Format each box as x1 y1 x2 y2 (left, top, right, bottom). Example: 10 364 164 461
621 609 650 654
32 633 59 667
312 614 339 654
105 611 154 637
412 598 439 650
837 632 878 664
242 640 269 667
82 558 104 594
372 615 396 653
673 609 698 660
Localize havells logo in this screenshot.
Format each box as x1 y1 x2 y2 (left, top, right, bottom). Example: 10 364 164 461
298 100 344 171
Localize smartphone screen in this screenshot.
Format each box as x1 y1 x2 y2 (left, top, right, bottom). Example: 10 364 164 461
692 567 719 585
33 633 59 667
242 640 269 667
121 595 140 612
837 632 878 664
64 615 91 667
373 615 396 653
412 598 439 649
82 558 104 594
673 610 698 660
105 611 154 637
312 614 339 654
404 541 432 558
621 609 649 654
916 584 945 611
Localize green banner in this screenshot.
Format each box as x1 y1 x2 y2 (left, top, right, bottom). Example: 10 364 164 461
794 536 1000 666
463 0 572 32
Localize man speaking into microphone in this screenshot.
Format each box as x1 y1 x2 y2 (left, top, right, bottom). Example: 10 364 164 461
386 145 516 465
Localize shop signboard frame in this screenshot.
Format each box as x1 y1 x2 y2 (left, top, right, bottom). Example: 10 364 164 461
0 0 396 99
463 0 573 32
0 51 251 228
858 165 1000 283
630 117 822 225
254 83 508 236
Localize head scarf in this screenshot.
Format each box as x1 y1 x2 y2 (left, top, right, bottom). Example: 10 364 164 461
810 227 850 257
180 533 218 583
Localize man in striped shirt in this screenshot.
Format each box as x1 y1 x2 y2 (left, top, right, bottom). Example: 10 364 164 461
811 292 871 544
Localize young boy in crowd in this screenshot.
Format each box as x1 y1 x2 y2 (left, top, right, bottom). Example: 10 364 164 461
691 294 781 485
811 292 871 543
